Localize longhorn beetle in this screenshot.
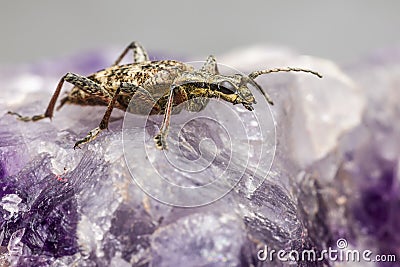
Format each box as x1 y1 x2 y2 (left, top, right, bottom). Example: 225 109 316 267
8 41 322 150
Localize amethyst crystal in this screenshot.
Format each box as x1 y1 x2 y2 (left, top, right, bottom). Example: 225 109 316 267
0 45 399 267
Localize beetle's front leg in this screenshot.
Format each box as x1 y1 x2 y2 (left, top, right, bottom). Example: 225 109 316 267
200 55 219 75
154 87 176 150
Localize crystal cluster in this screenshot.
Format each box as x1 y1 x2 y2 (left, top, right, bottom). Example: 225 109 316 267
0 46 398 266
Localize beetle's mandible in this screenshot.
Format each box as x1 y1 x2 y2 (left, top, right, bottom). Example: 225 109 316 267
8 41 322 150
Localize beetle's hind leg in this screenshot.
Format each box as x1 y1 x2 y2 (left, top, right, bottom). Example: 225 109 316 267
7 76 66 122
7 73 106 122
112 41 149 66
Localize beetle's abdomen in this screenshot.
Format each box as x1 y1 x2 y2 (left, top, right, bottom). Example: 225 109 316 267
61 60 193 113
90 60 192 88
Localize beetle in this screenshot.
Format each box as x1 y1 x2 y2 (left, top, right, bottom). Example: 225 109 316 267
8 41 322 150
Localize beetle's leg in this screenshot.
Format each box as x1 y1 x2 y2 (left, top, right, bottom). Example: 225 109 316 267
154 87 176 150
112 41 149 66
200 55 219 75
7 73 106 122
73 82 141 149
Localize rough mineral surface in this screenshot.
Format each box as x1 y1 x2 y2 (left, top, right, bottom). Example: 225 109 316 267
0 46 399 266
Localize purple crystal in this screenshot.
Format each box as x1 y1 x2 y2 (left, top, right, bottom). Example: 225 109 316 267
0 160 5 179
0 155 80 265
0 45 399 266
336 49 400 264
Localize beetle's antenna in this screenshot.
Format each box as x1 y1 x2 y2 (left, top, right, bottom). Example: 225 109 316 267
248 67 322 80
246 67 322 106
250 80 274 105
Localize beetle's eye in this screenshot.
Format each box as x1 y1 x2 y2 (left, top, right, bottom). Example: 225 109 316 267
217 81 236 94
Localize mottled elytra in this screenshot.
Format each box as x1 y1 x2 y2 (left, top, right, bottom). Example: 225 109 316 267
8 41 322 150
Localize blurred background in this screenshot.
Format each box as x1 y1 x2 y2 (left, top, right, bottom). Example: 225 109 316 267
0 0 399 64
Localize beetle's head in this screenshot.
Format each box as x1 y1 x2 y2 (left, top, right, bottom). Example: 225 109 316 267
212 66 323 110
211 73 272 111
181 66 321 111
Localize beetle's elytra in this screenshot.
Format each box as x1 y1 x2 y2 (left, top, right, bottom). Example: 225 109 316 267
8 41 322 150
